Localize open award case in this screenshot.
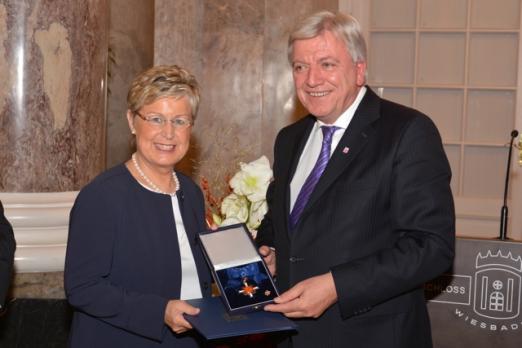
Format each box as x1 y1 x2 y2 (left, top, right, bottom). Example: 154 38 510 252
198 223 279 314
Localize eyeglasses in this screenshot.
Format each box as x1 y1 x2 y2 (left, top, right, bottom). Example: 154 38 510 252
134 111 193 129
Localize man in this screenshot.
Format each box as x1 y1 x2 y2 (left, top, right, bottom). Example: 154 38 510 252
256 11 455 348
0 200 16 312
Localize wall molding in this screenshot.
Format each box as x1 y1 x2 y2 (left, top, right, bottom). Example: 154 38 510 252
0 191 78 273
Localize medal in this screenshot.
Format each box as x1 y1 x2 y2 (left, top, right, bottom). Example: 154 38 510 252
238 277 259 298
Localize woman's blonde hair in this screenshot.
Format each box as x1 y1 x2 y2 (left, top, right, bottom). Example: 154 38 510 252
127 65 200 118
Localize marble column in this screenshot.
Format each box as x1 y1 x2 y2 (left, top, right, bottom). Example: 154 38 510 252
154 0 338 199
0 0 108 298
106 0 154 168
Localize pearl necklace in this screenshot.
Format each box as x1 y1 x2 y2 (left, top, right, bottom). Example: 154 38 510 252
131 153 179 195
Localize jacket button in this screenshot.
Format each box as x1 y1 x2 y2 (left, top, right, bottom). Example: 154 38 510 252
203 282 209 290
289 256 304 262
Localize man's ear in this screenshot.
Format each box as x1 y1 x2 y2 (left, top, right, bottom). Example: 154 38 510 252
356 61 367 87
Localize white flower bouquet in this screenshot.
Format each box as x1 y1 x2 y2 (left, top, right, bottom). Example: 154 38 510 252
203 156 273 238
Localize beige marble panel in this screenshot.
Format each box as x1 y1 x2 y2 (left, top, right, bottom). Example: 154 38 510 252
34 22 72 130
106 0 154 168
154 0 205 179
0 0 108 192
154 0 204 76
195 0 265 197
155 0 265 199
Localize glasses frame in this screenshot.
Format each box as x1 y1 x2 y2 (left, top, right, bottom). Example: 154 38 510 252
134 111 194 129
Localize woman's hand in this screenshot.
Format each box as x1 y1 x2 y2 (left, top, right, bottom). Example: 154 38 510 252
164 300 200 334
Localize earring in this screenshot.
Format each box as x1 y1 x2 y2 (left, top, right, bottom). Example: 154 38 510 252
131 129 136 134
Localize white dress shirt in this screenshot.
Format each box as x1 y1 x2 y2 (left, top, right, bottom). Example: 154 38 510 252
171 195 202 300
290 87 367 211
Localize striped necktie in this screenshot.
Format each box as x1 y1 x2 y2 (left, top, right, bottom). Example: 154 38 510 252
289 126 339 229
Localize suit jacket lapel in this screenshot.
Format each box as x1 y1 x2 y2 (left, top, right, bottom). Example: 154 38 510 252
298 88 381 223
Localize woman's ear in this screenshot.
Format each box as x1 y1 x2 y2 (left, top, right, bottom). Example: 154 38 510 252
126 110 136 134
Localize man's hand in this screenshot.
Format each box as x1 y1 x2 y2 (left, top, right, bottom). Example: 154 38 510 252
264 272 337 318
164 300 200 334
258 245 276 276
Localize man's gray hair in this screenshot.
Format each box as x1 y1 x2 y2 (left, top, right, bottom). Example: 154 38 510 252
288 11 367 65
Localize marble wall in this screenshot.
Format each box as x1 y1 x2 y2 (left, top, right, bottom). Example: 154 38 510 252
0 0 108 192
0 0 109 299
154 0 338 198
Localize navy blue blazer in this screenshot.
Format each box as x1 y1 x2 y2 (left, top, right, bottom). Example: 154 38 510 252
256 87 455 348
0 201 15 310
64 164 212 347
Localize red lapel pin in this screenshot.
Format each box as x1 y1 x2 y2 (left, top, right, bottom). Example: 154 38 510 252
342 146 350 154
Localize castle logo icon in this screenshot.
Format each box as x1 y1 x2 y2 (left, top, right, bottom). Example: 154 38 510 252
473 250 522 320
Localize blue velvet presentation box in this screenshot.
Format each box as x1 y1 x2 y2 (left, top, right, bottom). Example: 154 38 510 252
197 223 279 314
186 224 297 340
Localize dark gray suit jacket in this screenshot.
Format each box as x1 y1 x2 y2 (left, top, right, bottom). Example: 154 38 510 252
64 165 211 347
0 200 15 310
256 87 455 348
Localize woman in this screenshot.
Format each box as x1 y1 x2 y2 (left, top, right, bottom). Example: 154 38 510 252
64 65 212 347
